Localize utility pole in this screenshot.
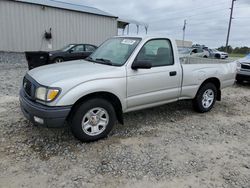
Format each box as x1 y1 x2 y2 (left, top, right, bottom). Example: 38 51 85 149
226 0 236 52
182 19 187 47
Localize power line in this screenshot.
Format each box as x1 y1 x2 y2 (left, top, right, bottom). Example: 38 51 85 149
152 8 228 23
234 5 250 9
235 16 250 19
151 2 227 16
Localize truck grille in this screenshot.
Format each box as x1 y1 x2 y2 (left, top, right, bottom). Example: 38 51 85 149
23 77 33 97
241 64 250 70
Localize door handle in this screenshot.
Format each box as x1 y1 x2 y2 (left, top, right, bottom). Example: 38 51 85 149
169 71 177 76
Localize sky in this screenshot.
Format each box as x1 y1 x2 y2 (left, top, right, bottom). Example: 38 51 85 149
59 0 250 48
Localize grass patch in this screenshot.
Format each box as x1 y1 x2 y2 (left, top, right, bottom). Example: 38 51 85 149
229 53 245 58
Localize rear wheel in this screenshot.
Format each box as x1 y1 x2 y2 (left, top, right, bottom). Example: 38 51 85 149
193 83 217 113
54 57 64 63
70 98 116 142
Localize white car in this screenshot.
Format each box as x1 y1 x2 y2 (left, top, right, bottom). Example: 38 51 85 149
178 47 209 58
209 49 228 59
236 54 250 82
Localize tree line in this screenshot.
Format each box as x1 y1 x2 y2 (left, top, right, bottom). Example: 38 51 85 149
217 46 250 54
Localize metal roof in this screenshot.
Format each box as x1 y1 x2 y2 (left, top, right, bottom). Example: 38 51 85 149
118 18 148 28
14 0 117 18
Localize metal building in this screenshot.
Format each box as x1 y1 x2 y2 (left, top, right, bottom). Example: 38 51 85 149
0 0 118 52
175 40 193 48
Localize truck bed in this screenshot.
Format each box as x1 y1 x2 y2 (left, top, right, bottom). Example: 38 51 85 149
179 57 237 100
180 56 232 64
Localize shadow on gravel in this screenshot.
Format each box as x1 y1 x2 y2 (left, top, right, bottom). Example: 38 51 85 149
235 81 250 88
111 100 194 137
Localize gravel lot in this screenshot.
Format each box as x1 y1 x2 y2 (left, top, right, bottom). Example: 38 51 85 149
0 53 250 188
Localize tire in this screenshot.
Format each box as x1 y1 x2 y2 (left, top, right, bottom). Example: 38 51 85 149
53 57 64 63
193 83 217 113
215 54 221 59
236 79 244 84
70 98 116 142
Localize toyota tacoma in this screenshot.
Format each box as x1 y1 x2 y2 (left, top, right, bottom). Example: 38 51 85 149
20 36 237 142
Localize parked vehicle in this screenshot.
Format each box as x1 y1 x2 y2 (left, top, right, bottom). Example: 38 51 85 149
20 36 237 142
236 54 250 82
178 47 209 58
208 49 228 59
25 44 97 69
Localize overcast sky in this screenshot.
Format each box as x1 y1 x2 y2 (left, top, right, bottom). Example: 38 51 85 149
60 0 250 48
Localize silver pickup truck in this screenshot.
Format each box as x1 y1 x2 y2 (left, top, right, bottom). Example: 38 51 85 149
20 36 237 142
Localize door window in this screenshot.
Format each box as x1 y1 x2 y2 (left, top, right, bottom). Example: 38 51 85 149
196 48 203 53
85 45 96 52
71 45 84 52
136 39 174 67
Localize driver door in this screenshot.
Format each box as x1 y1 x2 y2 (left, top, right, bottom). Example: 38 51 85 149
67 44 85 60
126 39 182 110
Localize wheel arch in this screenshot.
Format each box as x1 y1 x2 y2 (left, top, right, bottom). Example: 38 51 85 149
197 77 221 101
67 91 124 124
214 53 221 59
53 56 64 62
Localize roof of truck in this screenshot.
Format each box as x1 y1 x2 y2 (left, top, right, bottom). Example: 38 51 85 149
114 35 175 41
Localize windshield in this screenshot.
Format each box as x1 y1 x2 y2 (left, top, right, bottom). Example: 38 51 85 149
88 37 141 66
60 44 75 52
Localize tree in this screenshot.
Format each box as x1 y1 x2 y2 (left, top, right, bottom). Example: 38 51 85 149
217 46 250 54
217 46 233 53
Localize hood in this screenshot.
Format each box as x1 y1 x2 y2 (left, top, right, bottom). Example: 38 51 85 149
238 54 250 64
28 60 125 86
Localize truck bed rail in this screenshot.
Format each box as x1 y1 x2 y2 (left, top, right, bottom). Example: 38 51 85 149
180 57 233 64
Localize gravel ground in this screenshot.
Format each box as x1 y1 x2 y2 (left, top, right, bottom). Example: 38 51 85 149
0 54 250 188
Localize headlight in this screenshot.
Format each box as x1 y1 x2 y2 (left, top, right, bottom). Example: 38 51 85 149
36 87 47 101
49 53 53 57
35 87 60 102
236 61 241 72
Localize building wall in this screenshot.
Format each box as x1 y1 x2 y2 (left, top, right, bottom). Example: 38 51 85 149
0 0 117 52
175 40 193 48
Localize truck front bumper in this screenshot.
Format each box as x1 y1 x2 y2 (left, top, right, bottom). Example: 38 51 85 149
236 74 250 81
20 90 72 128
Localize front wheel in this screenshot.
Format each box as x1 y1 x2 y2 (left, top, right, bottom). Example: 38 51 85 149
70 98 116 142
54 57 64 63
193 83 217 113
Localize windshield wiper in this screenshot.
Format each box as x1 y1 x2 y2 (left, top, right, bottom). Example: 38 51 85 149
85 56 96 62
95 58 113 65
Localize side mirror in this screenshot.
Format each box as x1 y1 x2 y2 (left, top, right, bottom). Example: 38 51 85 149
68 49 73 53
132 60 152 70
